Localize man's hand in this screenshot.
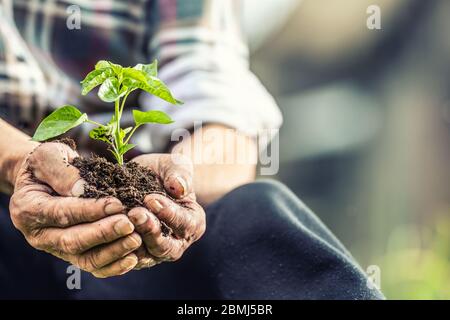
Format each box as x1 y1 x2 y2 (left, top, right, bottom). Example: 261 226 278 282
128 154 206 269
9 142 142 278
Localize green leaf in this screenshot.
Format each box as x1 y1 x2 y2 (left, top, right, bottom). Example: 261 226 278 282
119 85 129 95
108 62 123 76
119 143 136 154
32 105 88 141
108 115 117 126
89 125 112 144
146 76 183 105
133 109 174 126
98 77 124 102
81 68 113 95
124 77 182 105
118 127 128 141
95 60 111 70
133 60 158 78
122 67 148 84
95 60 123 77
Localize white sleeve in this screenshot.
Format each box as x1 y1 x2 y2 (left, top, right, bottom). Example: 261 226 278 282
139 0 282 152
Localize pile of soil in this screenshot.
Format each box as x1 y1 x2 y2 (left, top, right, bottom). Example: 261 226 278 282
72 156 166 208
58 138 172 235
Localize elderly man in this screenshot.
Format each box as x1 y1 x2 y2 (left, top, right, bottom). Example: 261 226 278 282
0 0 382 299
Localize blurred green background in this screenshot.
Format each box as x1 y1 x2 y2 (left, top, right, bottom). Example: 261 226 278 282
247 0 450 299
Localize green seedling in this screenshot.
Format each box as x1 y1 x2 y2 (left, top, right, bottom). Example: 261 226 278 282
32 60 182 164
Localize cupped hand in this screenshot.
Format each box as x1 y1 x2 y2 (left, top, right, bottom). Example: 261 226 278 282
9 142 142 278
128 154 206 269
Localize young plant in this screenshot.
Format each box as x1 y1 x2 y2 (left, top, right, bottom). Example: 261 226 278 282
32 60 182 165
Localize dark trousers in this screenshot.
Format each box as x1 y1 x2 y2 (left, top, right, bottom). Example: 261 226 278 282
0 180 383 299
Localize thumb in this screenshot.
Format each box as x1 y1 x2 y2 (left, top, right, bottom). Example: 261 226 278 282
161 153 193 199
28 142 86 196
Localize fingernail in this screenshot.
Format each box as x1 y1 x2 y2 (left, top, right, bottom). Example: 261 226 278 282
132 211 148 225
176 176 187 196
140 258 156 268
123 234 141 250
105 201 124 215
71 179 86 197
149 200 164 213
121 255 137 269
114 219 134 235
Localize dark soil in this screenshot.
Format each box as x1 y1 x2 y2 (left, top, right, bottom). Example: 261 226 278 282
72 156 167 208
55 138 173 235
72 156 173 236
58 137 77 151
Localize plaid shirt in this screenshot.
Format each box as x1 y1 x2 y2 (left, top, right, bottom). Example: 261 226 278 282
0 0 281 151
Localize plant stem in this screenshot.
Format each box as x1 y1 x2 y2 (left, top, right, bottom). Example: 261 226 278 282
86 119 105 127
123 124 141 145
119 91 131 118
114 99 124 165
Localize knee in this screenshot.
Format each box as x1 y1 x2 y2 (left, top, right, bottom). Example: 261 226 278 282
211 179 306 219
205 179 311 250
226 179 296 206
241 179 288 195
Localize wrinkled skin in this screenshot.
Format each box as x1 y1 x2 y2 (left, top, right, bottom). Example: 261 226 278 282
9 142 206 277
129 154 206 269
